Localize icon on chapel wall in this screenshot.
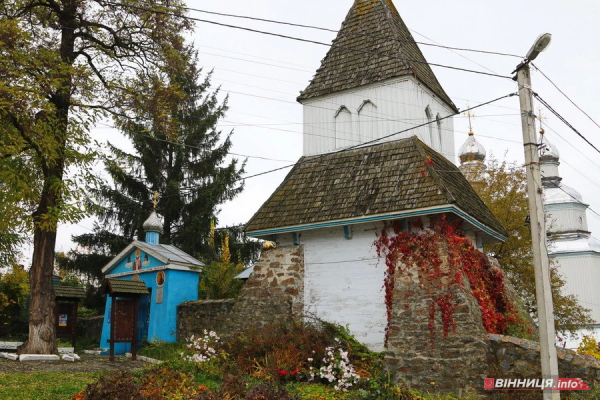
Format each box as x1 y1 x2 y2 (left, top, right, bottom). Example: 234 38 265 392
125 255 133 269
156 271 165 287
133 248 142 271
143 253 150 267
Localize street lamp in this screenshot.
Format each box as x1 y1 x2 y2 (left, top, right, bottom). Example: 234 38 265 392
527 33 552 61
514 33 560 400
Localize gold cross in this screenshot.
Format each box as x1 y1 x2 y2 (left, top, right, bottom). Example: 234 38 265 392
463 105 475 135
537 107 547 135
152 191 159 209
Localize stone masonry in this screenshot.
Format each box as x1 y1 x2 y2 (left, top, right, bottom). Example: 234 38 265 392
176 245 305 337
384 242 493 397
177 299 235 341
223 245 304 331
490 334 600 386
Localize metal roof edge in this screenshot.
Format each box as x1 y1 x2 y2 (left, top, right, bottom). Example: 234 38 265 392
246 204 507 242
105 264 202 279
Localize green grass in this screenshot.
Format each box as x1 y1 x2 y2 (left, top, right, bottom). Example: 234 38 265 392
137 340 187 361
0 371 101 400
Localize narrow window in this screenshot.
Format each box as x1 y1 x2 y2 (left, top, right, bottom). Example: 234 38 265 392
425 105 433 146
358 100 377 143
335 106 353 148
436 113 442 150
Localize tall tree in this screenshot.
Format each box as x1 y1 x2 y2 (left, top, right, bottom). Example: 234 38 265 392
0 0 190 354
59 42 261 290
470 156 592 335
96 48 245 259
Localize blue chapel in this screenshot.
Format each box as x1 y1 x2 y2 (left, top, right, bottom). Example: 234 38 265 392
99 210 203 355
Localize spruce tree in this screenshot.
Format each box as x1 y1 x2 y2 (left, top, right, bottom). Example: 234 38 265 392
60 46 260 287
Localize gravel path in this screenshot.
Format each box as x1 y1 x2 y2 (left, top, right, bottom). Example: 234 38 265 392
0 353 147 374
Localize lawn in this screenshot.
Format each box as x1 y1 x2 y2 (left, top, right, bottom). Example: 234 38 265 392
0 371 101 400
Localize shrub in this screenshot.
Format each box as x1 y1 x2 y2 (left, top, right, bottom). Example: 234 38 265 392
221 319 333 381
183 330 221 363
245 383 299 400
577 335 600 360
83 371 144 400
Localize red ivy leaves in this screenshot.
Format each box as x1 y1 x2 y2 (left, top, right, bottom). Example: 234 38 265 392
374 214 525 345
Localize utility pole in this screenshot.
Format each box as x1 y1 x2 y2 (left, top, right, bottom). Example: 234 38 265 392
514 33 559 400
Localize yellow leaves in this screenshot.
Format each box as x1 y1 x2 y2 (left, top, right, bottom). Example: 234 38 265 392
577 335 600 360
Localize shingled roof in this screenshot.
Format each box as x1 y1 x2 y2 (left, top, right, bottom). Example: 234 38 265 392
297 0 457 112
53 286 86 299
245 137 507 239
103 279 149 296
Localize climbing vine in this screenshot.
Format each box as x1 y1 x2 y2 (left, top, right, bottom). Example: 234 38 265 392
374 214 530 344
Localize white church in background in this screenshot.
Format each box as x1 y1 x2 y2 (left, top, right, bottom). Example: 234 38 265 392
458 129 600 347
540 133 600 347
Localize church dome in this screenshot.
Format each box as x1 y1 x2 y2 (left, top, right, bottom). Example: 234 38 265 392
543 182 584 205
459 131 486 165
143 210 163 234
540 134 560 162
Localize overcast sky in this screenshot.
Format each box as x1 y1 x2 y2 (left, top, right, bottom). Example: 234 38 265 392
41 0 600 261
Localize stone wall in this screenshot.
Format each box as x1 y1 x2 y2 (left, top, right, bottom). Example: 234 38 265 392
490 334 600 385
177 299 235 341
384 242 494 397
176 245 305 337
223 245 305 331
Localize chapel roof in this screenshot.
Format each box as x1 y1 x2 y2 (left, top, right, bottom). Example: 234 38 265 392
245 136 507 239
101 241 203 274
297 0 457 112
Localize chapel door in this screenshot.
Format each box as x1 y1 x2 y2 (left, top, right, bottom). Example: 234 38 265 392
113 298 136 341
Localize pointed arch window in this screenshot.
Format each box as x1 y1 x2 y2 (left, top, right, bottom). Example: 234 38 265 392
334 106 353 148
358 100 377 143
425 105 433 146
436 113 442 150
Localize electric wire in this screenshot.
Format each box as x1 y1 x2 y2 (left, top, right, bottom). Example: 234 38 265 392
104 1 513 80
166 3 522 59
534 93 600 155
90 94 514 211
532 62 600 131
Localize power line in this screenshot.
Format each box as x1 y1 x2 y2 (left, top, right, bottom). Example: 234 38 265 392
172 3 522 59
532 63 600 131
534 93 600 155
97 94 514 209
104 1 513 80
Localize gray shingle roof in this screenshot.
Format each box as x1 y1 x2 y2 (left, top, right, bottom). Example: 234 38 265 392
297 0 457 112
103 279 149 295
136 242 203 267
245 136 507 238
53 286 86 299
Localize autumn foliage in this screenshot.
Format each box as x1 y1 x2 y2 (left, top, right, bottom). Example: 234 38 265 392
374 215 532 342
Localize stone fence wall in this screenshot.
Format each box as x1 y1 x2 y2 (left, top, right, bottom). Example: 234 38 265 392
490 334 600 386
177 299 235 341
176 245 305 339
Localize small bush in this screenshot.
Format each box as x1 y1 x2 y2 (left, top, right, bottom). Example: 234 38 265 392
83 371 144 400
245 383 299 400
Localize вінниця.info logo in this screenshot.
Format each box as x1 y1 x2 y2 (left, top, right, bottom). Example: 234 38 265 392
484 378 590 390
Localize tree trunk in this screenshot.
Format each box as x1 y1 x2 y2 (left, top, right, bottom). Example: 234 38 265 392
18 229 58 355
20 0 75 354
18 179 60 355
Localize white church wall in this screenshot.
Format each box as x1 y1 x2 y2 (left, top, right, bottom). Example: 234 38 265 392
552 254 600 324
301 77 455 161
276 222 388 352
546 204 589 234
